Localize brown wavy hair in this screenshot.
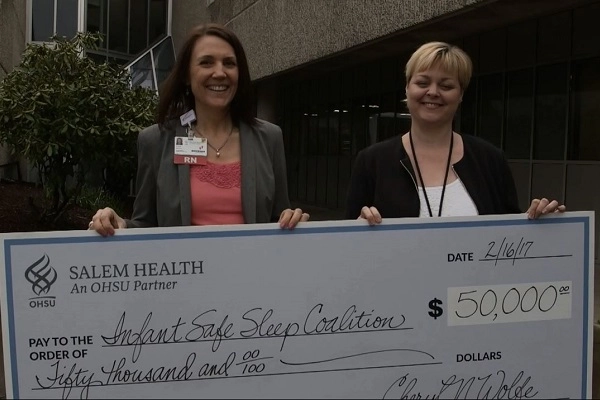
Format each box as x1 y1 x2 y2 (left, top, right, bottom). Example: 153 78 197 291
157 23 256 126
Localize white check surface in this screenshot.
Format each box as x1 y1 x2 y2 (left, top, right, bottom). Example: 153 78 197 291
0 212 594 399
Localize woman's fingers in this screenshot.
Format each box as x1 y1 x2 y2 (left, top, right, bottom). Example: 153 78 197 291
89 207 125 236
359 206 382 225
279 208 307 229
527 198 566 219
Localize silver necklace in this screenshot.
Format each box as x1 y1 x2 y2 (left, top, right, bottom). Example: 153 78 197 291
194 124 234 157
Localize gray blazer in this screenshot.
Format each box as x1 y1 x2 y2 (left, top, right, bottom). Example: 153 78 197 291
125 118 291 227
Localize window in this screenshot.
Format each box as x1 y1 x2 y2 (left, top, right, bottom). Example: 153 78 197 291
506 21 536 70
537 12 571 63
573 3 600 58
477 73 504 148
31 0 170 66
479 29 506 74
129 53 154 90
130 0 149 54
85 0 169 64
31 0 54 42
460 78 477 135
108 0 128 53
152 36 176 87
57 0 78 38
149 0 168 44
31 0 78 42
505 69 533 159
534 63 568 160
570 57 600 161
86 0 107 48
376 92 397 142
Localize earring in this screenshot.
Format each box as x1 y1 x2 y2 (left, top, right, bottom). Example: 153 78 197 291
185 86 190 96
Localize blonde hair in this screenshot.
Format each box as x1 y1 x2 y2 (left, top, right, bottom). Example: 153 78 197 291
405 42 473 91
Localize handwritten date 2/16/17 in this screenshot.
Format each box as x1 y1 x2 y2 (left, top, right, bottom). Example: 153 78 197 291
482 237 533 265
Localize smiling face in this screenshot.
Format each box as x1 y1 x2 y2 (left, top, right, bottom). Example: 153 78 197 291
405 64 463 127
188 34 239 115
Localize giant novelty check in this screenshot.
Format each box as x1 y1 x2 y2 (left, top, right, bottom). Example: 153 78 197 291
0 212 595 399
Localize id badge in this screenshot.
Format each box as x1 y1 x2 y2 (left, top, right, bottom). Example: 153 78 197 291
174 137 208 165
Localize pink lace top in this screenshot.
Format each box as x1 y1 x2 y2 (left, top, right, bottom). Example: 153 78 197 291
190 161 244 226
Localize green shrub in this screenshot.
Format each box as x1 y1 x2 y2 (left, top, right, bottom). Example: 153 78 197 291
0 32 157 223
76 185 128 217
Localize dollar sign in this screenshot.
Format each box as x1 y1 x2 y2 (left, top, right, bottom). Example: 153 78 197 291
428 298 444 319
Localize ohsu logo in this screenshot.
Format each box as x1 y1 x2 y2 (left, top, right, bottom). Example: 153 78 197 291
25 254 57 308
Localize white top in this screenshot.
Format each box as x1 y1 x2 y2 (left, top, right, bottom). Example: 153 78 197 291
418 178 479 217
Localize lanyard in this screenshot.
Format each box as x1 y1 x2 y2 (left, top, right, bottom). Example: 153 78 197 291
409 131 454 217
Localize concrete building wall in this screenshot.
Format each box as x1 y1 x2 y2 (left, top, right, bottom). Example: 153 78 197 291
174 0 490 80
0 0 26 179
170 0 211 54
0 0 26 80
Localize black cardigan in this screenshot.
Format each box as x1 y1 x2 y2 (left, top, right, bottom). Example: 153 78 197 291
345 134 521 219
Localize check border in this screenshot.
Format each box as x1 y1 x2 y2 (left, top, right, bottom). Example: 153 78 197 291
2 215 592 399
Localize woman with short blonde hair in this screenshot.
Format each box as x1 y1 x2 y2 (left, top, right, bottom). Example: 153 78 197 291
347 41 565 222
